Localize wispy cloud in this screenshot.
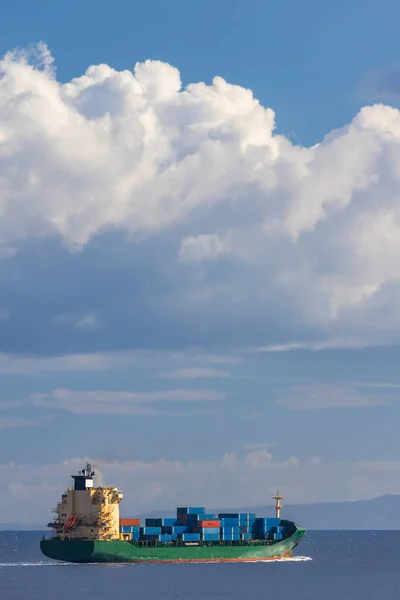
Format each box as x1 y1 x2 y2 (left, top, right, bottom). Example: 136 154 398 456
179 234 227 262
0 349 242 376
0 352 112 374
240 442 277 451
31 388 225 414
172 352 242 365
275 384 392 411
0 400 25 410
0 415 55 430
158 368 230 379
74 313 101 332
51 313 102 332
352 382 400 389
259 338 371 353
259 343 310 353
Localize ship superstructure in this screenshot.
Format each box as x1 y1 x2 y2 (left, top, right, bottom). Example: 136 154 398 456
41 463 305 563
49 463 123 541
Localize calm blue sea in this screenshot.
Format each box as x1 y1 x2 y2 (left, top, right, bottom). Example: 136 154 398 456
0 531 398 599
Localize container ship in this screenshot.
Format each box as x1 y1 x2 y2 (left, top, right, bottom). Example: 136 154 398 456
40 463 305 563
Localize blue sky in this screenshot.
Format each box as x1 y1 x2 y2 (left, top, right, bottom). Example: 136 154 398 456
1 0 400 523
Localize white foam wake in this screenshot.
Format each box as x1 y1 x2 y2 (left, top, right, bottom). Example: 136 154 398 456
242 556 312 563
278 556 312 562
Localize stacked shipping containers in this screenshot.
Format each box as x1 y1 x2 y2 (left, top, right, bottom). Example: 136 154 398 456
197 520 221 542
176 507 220 541
217 513 256 541
119 518 141 540
119 508 284 543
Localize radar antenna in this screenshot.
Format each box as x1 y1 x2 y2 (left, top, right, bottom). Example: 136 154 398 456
81 463 95 478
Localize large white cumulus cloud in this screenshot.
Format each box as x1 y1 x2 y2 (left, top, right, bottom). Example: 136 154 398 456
2 43 400 345
0 43 278 248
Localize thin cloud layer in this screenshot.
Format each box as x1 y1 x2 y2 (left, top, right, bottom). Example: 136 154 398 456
0 415 55 430
158 368 230 379
2 44 400 351
3 452 400 523
275 384 392 411
31 387 225 414
0 352 112 374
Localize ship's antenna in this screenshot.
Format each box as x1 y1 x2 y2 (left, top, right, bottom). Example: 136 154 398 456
82 463 95 478
272 490 283 519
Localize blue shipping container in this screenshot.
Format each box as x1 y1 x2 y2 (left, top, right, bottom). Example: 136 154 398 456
159 534 172 543
121 526 140 534
181 533 201 541
121 526 141 534
220 518 239 527
177 515 188 525
132 532 140 540
163 518 177 526
145 518 157 527
188 507 205 515
141 527 161 535
187 514 199 521
270 525 285 534
172 525 188 534
261 518 280 527
219 513 255 518
202 533 220 541
219 513 251 519
177 507 189 514
120 526 131 533
241 533 252 540
187 513 216 523
221 526 240 534
201 527 220 534
145 518 177 527
221 533 241 541
255 518 280 535
161 526 173 534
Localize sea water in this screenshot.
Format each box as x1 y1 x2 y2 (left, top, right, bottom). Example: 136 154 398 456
0 530 398 599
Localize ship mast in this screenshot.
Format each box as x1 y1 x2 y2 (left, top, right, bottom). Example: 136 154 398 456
72 463 95 490
272 490 283 519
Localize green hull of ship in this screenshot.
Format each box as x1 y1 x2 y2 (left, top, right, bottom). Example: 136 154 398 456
40 521 305 564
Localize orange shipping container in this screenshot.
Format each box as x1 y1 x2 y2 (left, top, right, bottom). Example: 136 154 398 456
199 520 220 528
119 518 140 526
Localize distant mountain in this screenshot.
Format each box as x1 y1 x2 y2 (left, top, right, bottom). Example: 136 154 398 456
131 494 400 530
2 494 400 530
